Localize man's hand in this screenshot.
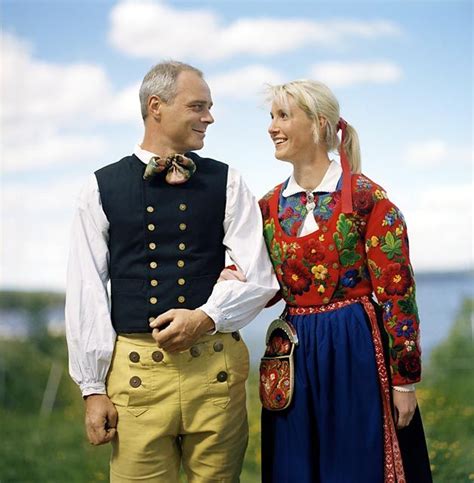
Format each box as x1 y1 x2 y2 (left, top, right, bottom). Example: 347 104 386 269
393 390 417 429
149 309 215 352
84 394 118 445
217 265 247 283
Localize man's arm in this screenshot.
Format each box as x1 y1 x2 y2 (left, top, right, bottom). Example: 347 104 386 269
150 168 279 350
65 174 118 444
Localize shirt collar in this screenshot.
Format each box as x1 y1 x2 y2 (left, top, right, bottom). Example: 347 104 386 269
281 160 342 197
134 144 158 165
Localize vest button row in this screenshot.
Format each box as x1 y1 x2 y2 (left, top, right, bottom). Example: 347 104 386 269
146 206 154 213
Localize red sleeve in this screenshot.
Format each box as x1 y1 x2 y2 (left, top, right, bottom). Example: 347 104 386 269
365 189 422 385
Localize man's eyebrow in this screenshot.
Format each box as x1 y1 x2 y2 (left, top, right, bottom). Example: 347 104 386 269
188 100 213 108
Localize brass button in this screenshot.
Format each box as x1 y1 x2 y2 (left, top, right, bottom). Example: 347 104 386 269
231 332 241 341
323 297 330 304
190 346 201 357
332 263 339 269
149 242 156 250
150 297 157 304
179 223 187 231
178 243 186 250
177 278 186 286
147 224 155 231
178 296 186 303
150 279 158 287
148 316 155 323
217 371 228 382
146 206 154 213
150 261 157 269
179 203 187 211
177 260 185 268
213 341 224 352
129 376 141 388
152 351 164 363
129 351 140 363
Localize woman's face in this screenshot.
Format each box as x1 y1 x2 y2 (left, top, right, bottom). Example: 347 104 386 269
268 96 317 163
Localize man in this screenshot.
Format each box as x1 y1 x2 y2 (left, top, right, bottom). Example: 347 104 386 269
65 61 278 482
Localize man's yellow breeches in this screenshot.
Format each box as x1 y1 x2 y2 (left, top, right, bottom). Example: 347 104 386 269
106 332 249 482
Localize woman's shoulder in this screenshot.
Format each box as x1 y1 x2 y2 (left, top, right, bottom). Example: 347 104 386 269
351 173 387 195
260 182 285 202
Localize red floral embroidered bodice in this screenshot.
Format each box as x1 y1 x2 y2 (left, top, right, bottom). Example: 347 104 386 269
259 174 422 385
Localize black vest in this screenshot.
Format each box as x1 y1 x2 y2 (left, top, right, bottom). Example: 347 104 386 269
95 153 228 333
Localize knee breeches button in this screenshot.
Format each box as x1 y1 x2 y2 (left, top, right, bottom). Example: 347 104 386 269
152 350 164 362
217 371 228 382
129 376 141 388
190 346 201 357
129 351 140 363
231 332 241 341
213 341 224 352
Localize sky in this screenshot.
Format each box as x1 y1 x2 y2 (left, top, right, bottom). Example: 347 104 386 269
1 0 472 291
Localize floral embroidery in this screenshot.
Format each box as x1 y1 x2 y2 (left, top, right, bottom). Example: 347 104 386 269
281 259 312 295
341 268 362 288
395 319 415 338
260 173 422 385
380 263 411 295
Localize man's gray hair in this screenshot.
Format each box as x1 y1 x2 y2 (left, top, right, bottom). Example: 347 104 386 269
139 61 203 120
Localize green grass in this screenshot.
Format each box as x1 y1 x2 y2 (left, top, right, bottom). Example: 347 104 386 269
1 298 473 482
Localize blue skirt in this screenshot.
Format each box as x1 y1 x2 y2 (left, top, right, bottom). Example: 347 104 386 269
261 302 384 483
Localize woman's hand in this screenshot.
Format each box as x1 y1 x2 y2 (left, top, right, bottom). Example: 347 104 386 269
217 265 247 283
392 389 417 429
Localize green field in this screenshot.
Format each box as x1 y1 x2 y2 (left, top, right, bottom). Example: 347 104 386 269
0 297 473 482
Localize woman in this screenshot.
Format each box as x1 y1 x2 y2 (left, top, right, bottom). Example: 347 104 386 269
257 80 432 483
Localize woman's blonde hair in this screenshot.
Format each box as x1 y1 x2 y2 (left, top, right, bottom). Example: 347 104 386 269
266 80 361 173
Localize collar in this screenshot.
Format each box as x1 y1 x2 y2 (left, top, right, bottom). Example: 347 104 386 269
281 160 342 197
134 144 159 165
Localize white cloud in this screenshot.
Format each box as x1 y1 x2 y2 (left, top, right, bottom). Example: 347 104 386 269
208 65 283 100
0 31 143 173
1 177 85 290
309 61 402 87
108 0 401 61
407 183 473 271
403 140 473 168
1 131 108 173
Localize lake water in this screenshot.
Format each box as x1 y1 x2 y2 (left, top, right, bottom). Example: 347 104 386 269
241 271 473 365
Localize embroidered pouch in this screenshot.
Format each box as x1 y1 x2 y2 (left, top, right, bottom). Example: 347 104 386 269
259 318 298 411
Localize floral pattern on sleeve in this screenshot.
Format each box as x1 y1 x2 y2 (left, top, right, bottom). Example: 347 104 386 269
364 185 422 385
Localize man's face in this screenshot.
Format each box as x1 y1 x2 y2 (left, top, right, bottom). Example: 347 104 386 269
157 71 214 153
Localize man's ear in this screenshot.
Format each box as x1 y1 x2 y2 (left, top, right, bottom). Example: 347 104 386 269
148 95 163 120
